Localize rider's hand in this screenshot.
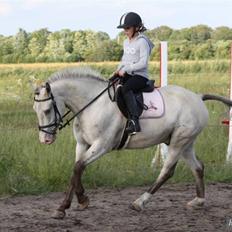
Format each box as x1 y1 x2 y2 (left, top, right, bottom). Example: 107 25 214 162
118 70 125 77
109 71 120 81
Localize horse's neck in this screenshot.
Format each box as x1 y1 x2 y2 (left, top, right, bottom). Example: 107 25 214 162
52 79 108 112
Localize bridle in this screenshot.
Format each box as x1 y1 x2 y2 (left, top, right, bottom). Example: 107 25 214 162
34 88 71 135
34 77 119 135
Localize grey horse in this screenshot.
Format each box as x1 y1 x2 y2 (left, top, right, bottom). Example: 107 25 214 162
32 67 232 219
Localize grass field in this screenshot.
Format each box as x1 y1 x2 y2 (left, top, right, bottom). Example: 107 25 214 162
0 61 231 196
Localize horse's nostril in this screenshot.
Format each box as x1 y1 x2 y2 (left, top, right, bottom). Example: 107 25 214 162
45 139 52 144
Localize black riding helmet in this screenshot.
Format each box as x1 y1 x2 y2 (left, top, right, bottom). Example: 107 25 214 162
117 12 142 29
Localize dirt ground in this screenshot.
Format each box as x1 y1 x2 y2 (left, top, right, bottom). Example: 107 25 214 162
0 183 232 232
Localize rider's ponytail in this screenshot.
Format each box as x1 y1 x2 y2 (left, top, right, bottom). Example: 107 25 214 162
138 24 147 33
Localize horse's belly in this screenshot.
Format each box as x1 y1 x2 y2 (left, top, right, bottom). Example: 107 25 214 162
125 120 172 149
126 137 162 149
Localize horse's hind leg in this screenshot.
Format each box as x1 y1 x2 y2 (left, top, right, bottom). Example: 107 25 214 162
181 144 205 207
130 146 180 211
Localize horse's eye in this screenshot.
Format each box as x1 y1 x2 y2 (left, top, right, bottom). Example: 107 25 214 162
44 109 51 115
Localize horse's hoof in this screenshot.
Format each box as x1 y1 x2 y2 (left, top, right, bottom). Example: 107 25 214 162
51 210 66 219
79 196 89 210
187 197 205 208
129 202 143 212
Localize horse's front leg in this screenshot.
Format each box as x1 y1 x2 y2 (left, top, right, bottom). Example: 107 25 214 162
52 161 87 219
74 139 110 206
73 160 89 210
51 139 89 219
52 139 109 219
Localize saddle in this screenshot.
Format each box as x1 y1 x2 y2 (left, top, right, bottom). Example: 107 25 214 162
113 79 165 149
115 80 164 119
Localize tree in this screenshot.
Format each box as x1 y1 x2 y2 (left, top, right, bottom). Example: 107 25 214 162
169 30 180 41
147 26 173 41
73 30 89 61
194 41 214 60
13 28 29 62
212 27 232 40
0 36 14 56
0 24 231 63
189 25 212 43
59 29 74 54
73 30 111 61
43 30 74 62
86 40 122 61
169 28 191 41
28 28 50 58
96 31 110 41
169 25 212 43
0 36 14 63
214 40 231 59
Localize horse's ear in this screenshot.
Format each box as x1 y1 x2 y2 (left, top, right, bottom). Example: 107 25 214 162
45 82 51 94
29 76 42 94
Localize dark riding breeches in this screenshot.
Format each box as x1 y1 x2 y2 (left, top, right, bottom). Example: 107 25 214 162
120 74 148 95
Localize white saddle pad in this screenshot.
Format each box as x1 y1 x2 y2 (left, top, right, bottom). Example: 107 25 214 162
140 89 165 119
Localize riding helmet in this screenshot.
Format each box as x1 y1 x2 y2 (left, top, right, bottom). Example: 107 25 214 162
117 12 142 29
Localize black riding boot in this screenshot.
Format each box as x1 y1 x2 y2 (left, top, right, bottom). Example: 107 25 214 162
124 90 141 135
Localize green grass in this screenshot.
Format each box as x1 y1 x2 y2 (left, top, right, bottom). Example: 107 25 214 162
0 62 231 196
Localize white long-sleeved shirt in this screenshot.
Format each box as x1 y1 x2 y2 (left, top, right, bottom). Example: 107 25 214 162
118 34 154 79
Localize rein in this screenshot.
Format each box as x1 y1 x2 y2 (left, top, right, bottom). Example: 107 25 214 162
34 76 119 134
59 76 119 130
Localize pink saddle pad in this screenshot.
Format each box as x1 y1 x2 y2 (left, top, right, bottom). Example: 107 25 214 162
140 89 165 119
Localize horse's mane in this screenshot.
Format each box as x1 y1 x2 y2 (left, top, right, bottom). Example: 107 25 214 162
48 66 106 84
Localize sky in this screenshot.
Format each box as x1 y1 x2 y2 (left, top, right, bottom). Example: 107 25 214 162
0 0 231 39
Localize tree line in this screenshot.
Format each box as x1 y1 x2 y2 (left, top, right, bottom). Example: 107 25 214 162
0 25 232 63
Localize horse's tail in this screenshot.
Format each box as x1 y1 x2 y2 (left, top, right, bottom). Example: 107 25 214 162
202 94 232 107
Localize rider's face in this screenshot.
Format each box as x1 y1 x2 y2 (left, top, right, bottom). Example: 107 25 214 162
124 27 135 39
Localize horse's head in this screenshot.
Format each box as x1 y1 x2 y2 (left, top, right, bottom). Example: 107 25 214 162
33 82 65 145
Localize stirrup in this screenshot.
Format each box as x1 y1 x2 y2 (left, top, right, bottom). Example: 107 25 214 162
126 119 140 135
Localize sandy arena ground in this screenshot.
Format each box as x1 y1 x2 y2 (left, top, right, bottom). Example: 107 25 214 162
0 183 232 232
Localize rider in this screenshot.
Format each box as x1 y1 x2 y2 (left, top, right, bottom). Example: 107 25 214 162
115 12 154 135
